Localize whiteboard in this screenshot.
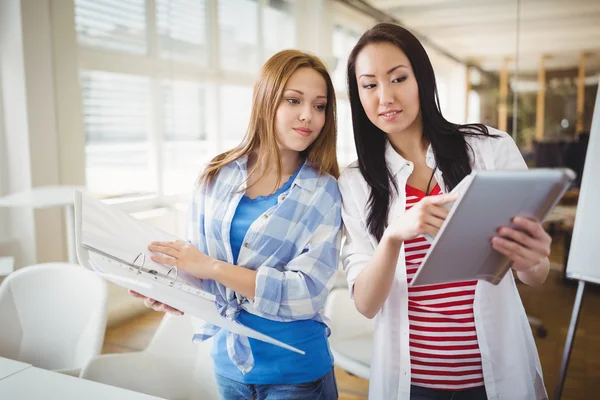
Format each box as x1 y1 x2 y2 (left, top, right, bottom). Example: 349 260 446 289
566 87 600 284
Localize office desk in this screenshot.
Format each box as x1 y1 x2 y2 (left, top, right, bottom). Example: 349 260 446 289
0 257 14 277
0 186 84 263
0 361 163 399
0 357 31 380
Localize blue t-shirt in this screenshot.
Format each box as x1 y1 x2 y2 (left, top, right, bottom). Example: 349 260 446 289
212 166 333 384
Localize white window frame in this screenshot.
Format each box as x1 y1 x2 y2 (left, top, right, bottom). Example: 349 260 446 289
330 2 375 167
53 0 377 212
75 0 295 209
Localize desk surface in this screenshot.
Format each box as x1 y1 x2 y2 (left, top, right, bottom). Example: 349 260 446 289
0 357 31 381
0 363 163 399
0 186 83 209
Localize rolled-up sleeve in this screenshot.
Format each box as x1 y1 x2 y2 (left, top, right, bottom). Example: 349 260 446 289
252 193 342 319
338 170 376 298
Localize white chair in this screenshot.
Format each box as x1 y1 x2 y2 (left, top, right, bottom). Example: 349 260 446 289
80 313 220 400
324 287 374 380
0 262 108 376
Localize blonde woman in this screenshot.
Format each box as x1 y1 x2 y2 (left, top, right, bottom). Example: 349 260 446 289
133 50 341 399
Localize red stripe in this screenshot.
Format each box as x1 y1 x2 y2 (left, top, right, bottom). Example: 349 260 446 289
410 351 482 360
411 377 484 386
411 368 481 377
406 237 428 244
409 305 474 316
410 325 476 333
410 315 475 324
406 250 428 257
405 244 431 252
410 342 480 352
408 281 477 292
404 250 429 256
405 183 441 197
410 359 482 368
409 298 474 308
407 290 475 301
410 334 478 342
406 253 427 261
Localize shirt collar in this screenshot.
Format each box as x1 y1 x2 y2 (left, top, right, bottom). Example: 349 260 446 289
385 138 437 177
232 156 318 192
293 159 318 191
233 155 249 171
385 140 410 177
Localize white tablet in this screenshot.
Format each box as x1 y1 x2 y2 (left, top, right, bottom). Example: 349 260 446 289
410 169 575 287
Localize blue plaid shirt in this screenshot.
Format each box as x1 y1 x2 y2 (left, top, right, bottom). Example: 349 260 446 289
186 156 342 374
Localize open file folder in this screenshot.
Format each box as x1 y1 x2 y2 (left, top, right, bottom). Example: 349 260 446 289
73 190 304 355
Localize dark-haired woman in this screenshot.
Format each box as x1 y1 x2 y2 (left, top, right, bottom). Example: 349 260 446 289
339 23 549 400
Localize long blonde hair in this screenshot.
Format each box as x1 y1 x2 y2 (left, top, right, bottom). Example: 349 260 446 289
200 50 339 189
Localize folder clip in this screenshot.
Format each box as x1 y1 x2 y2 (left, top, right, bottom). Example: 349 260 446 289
167 266 178 287
132 252 145 274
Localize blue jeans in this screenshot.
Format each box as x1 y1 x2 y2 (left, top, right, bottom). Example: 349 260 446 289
214 368 338 400
410 385 488 400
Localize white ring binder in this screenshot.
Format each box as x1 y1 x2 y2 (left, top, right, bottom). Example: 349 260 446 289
132 252 145 274
166 266 179 286
75 190 306 355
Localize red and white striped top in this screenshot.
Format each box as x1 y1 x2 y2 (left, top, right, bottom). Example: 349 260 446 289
405 183 484 391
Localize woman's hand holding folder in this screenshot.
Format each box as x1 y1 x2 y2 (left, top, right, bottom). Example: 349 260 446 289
130 240 217 314
148 240 215 280
128 289 184 316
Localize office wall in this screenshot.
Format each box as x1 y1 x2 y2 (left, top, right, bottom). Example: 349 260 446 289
0 0 36 267
0 0 66 266
0 64 7 240
426 46 468 124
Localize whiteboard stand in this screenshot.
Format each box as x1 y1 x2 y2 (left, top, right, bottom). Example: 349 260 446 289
554 279 585 400
554 86 600 399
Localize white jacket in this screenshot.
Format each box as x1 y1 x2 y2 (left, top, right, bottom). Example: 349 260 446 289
338 128 548 400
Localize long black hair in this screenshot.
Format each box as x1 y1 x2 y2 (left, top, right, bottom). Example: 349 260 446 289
347 22 498 241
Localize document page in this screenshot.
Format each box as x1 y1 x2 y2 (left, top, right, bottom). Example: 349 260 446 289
80 193 198 287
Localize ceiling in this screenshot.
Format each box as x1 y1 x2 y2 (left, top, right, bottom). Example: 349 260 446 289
367 0 600 75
